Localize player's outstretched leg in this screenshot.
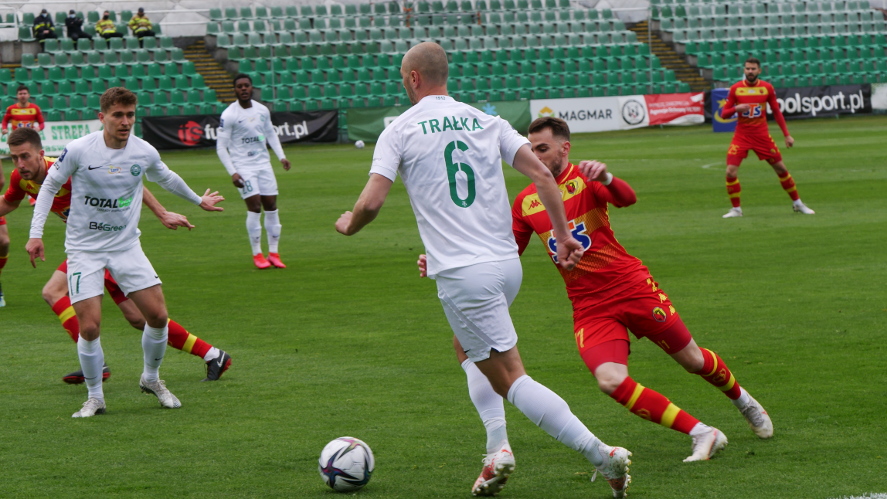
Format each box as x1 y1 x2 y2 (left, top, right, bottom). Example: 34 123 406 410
683 425 728 462
461 359 513 496
506 374 631 497
693 347 773 438
164 319 232 380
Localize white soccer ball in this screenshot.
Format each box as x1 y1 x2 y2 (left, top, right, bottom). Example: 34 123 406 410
354 140 365 149
318 436 375 492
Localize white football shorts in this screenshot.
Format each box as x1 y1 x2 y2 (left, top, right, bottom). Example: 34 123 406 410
236 166 278 199
66 243 162 304
434 258 522 362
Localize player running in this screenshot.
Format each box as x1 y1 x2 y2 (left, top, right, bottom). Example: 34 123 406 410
720 57 814 218
337 42 632 498
216 73 291 269
27 88 225 418
1 127 232 383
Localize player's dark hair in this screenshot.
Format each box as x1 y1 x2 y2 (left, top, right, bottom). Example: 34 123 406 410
528 117 571 141
100 87 137 112
233 73 252 87
16 84 29 93
7 127 43 149
745 57 762 67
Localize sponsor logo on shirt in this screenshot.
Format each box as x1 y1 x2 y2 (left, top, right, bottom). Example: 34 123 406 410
83 195 133 209
108 166 122 174
89 221 127 231
241 136 264 144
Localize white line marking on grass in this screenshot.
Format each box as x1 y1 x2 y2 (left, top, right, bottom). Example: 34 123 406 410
700 163 721 169
828 494 887 499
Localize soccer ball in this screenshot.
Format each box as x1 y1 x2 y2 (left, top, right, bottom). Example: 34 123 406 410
354 140 365 149
318 436 375 492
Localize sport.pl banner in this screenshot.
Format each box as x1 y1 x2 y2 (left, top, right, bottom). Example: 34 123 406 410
0 120 101 155
141 111 338 150
529 93 704 134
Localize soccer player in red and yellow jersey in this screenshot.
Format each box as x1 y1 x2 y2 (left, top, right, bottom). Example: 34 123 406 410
0 127 232 382
1 85 45 135
424 118 774 464
720 57 814 217
0 158 8 306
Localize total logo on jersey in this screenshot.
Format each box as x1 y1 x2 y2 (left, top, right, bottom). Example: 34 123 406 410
88 221 127 231
83 195 133 209
547 220 592 264
241 135 265 144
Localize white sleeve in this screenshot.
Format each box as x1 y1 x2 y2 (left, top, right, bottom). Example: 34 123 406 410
30 153 75 238
497 118 531 167
264 108 286 161
368 126 400 181
216 112 237 175
145 152 202 205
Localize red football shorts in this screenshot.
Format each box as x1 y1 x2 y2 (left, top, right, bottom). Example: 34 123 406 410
56 260 128 304
573 274 693 372
726 132 782 166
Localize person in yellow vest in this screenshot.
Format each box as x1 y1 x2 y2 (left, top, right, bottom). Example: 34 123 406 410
33 8 58 50
128 7 156 46
95 11 123 39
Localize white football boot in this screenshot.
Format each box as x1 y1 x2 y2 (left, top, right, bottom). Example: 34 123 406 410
591 446 632 498
72 397 106 418
139 375 182 408
722 207 743 218
684 426 728 462
471 446 515 496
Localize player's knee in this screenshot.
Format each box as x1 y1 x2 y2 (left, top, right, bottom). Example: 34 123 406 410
594 368 627 395
127 316 147 330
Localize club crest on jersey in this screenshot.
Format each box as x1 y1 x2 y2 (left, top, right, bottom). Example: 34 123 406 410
652 307 668 322
566 181 577 194
130 164 142 176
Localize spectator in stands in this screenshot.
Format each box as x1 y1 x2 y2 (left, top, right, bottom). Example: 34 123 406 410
96 11 124 39
33 8 58 49
128 7 156 46
65 9 92 42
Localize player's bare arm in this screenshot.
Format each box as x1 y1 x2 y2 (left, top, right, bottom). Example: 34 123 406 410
0 196 22 217
142 187 194 230
198 189 225 212
336 173 393 236
231 172 244 188
511 145 583 270
25 238 44 267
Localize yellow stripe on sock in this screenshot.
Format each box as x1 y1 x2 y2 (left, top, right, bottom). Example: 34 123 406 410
701 348 720 377
661 403 681 428
728 192 741 199
625 383 645 411
726 179 740 186
719 374 737 393
182 333 197 354
784 186 797 193
59 306 76 323
779 174 792 181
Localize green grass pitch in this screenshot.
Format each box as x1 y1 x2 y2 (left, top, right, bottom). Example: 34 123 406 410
0 115 885 498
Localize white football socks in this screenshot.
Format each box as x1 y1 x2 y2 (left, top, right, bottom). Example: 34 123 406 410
507 374 607 467
462 359 508 454
142 324 168 382
246 211 263 255
78 337 105 401
731 387 752 409
263 209 282 253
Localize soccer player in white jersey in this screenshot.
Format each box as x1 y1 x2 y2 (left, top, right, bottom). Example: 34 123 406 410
216 74 291 269
26 87 225 418
335 42 633 498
